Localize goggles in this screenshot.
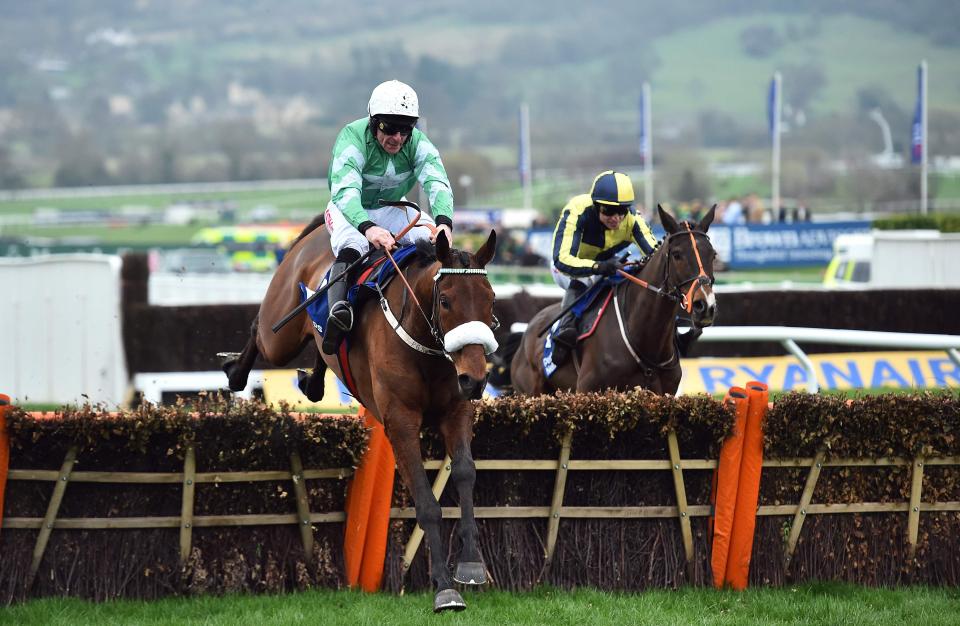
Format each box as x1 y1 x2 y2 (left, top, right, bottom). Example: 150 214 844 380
596 203 630 216
376 118 415 137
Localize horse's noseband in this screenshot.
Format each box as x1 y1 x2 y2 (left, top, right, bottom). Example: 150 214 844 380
431 267 499 356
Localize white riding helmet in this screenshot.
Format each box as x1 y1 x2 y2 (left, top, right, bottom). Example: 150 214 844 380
367 80 420 119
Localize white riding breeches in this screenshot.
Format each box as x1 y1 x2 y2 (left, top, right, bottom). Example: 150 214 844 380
551 265 601 290
325 200 437 257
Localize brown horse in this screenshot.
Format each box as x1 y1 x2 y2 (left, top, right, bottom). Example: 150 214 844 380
509 205 717 396
220 213 498 612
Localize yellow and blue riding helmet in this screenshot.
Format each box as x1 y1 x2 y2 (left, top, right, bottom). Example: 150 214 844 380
590 170 635 212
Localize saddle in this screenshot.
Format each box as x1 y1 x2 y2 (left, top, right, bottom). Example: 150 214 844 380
298 244 420 339
542 274 626 377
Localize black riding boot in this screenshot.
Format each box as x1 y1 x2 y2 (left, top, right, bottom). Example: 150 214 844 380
550 281 586 366
321 252 359 355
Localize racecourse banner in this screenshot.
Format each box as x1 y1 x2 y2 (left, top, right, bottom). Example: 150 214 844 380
706 221 871 269
679 350 960 395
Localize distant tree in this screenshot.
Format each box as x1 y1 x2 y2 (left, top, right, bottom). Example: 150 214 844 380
440 151 495 207
781 62 825 111
0 145 24 189
53 133 111 187
697 110 748 148
674 168 710 204
739 24 783 59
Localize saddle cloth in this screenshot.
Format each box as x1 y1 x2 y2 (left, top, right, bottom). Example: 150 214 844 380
299 244 420 337
542 272 628 378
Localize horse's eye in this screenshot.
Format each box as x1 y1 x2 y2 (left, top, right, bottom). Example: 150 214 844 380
439 295 451 310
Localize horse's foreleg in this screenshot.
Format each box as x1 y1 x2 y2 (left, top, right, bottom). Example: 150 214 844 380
443 407 486 585
387 418 465 612
221 315 260 392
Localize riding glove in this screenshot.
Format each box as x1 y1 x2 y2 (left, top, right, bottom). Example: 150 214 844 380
593 259 623 277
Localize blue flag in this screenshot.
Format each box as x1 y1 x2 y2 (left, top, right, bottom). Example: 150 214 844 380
911 65 924 164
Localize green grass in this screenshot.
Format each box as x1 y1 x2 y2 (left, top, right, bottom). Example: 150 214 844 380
2 584 958 626
715 265 825 285
0 188 328 216
650 14 960 122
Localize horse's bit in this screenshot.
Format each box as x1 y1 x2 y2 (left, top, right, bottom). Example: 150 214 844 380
612 223 713 372
377 253 498 361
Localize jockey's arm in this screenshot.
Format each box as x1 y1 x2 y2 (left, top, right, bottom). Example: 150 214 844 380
410 130 455 242
630 214 658 257
328 124 370 228
552 204 597 277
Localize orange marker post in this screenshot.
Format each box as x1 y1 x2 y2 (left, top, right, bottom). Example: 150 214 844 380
724 381 769 590
343 406 396 592
710 387 749 588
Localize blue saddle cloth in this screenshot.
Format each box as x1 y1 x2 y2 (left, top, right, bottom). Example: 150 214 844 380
298 244 420 336
541 272 631 378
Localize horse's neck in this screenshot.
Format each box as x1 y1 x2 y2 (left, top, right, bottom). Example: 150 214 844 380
392 262 437 336
618 254 678 352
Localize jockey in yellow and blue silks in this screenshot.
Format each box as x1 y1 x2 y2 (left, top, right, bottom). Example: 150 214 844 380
549 170 658 365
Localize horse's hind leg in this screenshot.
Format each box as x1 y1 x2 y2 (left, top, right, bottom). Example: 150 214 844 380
296 345 327 402
387 414 465 612
220 315 260 392
442 403 487 586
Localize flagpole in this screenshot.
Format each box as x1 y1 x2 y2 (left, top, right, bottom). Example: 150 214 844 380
642 82 653 215
920 59 928 215
519 102 532 209
771 71 782 218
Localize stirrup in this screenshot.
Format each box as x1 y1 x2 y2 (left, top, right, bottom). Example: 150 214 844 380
328 302 353 332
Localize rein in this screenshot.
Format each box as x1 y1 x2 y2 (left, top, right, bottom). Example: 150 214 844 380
616 225 712 314
379 247 496 361
608 224 713 371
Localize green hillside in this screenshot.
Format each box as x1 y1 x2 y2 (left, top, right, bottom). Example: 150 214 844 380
2 3 959 188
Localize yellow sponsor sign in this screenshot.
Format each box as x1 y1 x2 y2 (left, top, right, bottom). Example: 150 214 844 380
679 350 960 395
262 369 360 412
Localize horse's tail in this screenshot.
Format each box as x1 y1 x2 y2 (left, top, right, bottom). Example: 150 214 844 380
287 213 326 251
487 331 523 392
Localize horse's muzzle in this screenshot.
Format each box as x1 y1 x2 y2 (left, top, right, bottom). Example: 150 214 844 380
692 296 717 327
458 373 487 400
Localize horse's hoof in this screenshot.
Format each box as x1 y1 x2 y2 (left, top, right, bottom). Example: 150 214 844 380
217 352 240 369
296 369 310 393
433 588 466 613
453 561 487 585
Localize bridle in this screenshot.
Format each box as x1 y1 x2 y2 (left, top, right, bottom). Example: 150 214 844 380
377 250 498 361
608 222 714 373
617 223 714 314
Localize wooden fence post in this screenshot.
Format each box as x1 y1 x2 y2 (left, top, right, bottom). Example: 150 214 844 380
289 451 314 564
400 455 452 576
27 444 78 588
666 430 694 581
179 445 196 564
783 449 825 570
543 428 574 569
907 456 925 560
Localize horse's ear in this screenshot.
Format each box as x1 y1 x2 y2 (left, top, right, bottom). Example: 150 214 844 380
435 228 451 262
474 229 497 268
658 204 679 234
698 204 717 232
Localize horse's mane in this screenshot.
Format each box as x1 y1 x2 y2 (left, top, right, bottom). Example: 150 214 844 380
413 238 471 268
287 214 326 251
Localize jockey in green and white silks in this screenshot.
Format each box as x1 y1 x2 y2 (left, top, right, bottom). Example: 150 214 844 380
321 80 455 355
